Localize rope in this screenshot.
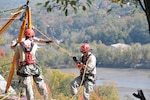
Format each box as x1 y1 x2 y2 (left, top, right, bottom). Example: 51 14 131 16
71 70 101 100
71 67 87 100
71 54 99 100
0 7 21 13
0 91 15 100
10 9 24 15
0 9 23 21
0 5 25 13
93 85 101 100
32 25 73 57
0 18 19 20
1 62 12 67
0 6 24 20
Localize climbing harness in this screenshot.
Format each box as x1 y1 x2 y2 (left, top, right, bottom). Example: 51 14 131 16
20 41 35 65
71 53 94 100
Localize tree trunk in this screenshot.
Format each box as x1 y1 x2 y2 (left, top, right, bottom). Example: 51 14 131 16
143 0 150 33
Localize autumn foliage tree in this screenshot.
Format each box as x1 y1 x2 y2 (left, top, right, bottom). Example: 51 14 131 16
0 48 5 57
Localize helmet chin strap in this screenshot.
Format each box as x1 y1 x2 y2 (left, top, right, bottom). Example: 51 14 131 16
29 37 33 41
25 36 33 41
82 52 88 56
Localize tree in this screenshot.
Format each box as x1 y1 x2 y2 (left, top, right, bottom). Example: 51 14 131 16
37 0 92 16
138 0 150 33
0 48 5 57
39 0 150 33
97 82 120 100
108 0 150 33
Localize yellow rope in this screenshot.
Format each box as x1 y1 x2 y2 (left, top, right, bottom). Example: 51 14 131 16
93 89 101 100
32 25 73 57
70 67 86 100
10 9 24 15
0 6 23 13
0 18 19 20
0 91 15 100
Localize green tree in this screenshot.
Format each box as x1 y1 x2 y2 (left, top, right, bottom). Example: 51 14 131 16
97 81 120 100
39 0 150 33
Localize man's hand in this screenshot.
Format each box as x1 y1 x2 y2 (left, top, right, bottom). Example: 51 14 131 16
73 56 81 64
73 56 78 62
82 65 87 69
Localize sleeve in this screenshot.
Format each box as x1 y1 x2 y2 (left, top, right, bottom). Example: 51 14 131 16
11 39 17 45
10 39 18 49
33 37 40 41
33 37 46 43
14 45 20 69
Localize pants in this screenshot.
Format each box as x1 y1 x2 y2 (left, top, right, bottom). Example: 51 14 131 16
70 75 94 100
17 64 48 100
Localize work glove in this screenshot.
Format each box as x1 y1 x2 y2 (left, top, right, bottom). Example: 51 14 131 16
46 40 53 44
73 56 81 63
73 56 78 62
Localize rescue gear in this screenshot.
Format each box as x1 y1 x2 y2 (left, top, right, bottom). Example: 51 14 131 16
24 29 35 38
70 75 94 100
18 74 48 100
80 73 95 84
20 41 35 65
70 50 96 100
15 37 49 100
73 56 83 69
80 43 90 53
17 64 40 77
73 56 78 62
80 54 92 74
76 63 83 69
81 54 91 65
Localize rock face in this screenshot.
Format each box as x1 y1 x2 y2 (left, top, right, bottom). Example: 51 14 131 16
0 75 15 93
0 74 17 100
0 75 27 100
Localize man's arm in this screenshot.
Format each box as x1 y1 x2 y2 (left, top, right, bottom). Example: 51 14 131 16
14 45 20 69
33 37 53 44
10 39 18 49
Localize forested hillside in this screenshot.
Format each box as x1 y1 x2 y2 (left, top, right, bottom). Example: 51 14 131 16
0 0 150 68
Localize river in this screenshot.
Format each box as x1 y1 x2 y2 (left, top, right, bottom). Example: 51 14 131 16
59 67 150 100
